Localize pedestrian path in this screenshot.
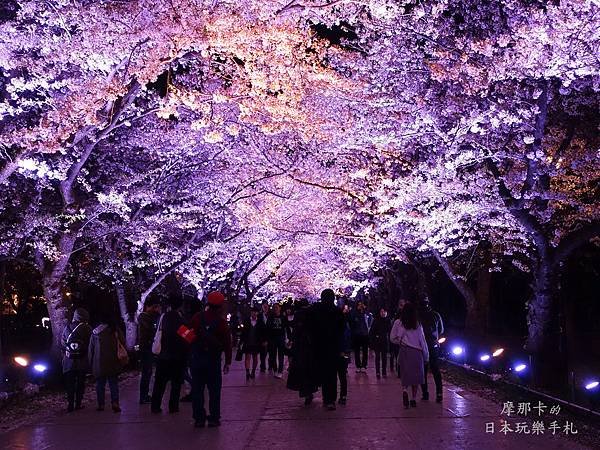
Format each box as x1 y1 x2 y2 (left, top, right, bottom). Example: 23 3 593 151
0 362 587 450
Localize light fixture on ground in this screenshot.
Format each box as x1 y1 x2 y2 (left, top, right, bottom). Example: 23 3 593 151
451 346 464 356
14 356 29 367
585 381 599 391
33 364 48 373
514 363 527 373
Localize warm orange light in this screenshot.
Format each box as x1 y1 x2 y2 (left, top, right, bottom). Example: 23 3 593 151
492 348 504 357
14 356 29 367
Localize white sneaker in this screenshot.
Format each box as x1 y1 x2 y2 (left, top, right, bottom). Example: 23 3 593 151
355 368 361 373
274 372 282 379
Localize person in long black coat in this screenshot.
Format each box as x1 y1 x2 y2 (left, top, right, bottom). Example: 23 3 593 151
311 289 345 410
286 301 318 404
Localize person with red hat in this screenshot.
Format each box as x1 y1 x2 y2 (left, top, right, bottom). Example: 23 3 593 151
189 291 232 428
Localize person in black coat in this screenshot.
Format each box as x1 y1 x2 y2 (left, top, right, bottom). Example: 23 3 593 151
240 307 267 380
267 303 286 378
286 300 318 404
151 296 189 414
61 308 92 412
369 307 392 378
312 289 345 410
137 299 161 404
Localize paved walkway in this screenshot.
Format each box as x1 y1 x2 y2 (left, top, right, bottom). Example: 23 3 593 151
0 361 587 450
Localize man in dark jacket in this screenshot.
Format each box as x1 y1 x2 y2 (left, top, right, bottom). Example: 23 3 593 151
312 289 345 410
61 308 92 412
267 303 286 378
190 291 232 428
419 298 444 402
369 307 392 378
350 301 373 373
151 296 188 414
258 300 270 372
337 305 352 405
138 299 161 404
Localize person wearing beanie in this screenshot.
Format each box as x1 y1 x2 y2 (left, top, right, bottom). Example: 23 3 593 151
189 291 232 428
61 307 92 412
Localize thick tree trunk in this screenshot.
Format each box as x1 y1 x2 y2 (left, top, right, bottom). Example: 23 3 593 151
40 233 77 356
475 261 492 334
526 261 565 388
42 274 70 358
116 283 137 350
433 251 478 331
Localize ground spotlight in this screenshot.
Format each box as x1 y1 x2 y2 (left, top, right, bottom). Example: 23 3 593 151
585 381 599 391
514 363 527 373
492 348 504 357
33 364 48 373
14 356 29 367
480 354 491 362
438 337 446 344
451 346 464 356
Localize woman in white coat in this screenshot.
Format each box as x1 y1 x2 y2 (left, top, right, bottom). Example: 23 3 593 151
390 302 429 408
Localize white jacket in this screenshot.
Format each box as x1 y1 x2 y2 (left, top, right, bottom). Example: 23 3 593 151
390 320 429 362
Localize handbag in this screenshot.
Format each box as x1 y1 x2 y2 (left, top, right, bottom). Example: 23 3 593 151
152 314 164 355
116 333 129 366
177 324 197 344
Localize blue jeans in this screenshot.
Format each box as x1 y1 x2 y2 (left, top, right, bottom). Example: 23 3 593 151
96 375 119 406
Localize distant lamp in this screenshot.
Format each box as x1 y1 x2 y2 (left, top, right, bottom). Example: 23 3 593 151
585 381 599 391
451 346 464 356
480 354 491 362
14 356 29 367
33 364 48 373
492 348 504 357
514 363 527 373
438 337 446 344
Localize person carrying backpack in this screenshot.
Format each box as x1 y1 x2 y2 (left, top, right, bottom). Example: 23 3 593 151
61 307 92 412
189 291 232 428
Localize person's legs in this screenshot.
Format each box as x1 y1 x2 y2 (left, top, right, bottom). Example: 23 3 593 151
108 375 120 408
411 385 418 400
353 338 361 370
65 371 76 410
277 341 285 374
139 350 154 402
252 353 258 373
375 350 381 376
207 359 223 424
268 341 276 372
96 376 106 409
382 348 388 376
151 360 169 412
191 365 208 424
338 356 348 400
360 337 369 369
429 346 443 400
259 344 267 372
169 361 185 412
322 365 338 406
75 370 86 408
422 360 430 399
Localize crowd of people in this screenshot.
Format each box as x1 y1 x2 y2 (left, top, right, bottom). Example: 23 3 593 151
59 288 444 426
